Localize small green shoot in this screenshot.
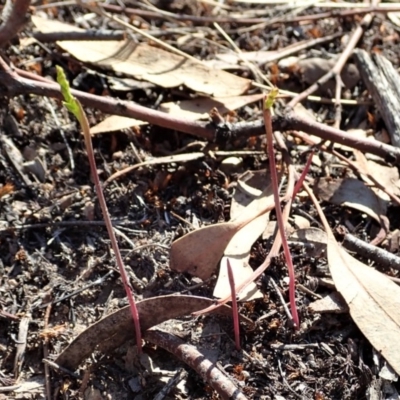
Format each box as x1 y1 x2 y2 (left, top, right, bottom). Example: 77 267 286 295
264 87 279 110
56 66 80 120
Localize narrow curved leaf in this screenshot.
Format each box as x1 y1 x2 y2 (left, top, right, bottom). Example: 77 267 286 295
328 239 400 375
55 295 250 370
170 191 274 279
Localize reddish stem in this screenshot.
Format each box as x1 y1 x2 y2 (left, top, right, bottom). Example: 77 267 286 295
77 101 142 352
293 150 314 199
226 258 240 351
263 104 299 329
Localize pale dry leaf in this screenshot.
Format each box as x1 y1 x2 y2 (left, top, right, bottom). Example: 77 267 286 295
32 16 251 97
354 150 400 197
170 183 275 279
315 177 387 224
292 214 310 230
308 291 349 314
328 238 400 375
230 170 268 215
170 222 244 280
13 376 44 393
213 178 272 300
262 220 277 240
214 257 262 301
388 12 400 28
90 115 147 135
159 93 263 121
298 58 360 92
288 227 327 258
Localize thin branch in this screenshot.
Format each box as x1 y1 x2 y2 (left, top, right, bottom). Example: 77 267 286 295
99 3 400 26
0 0 31 47
0 59 399 163
343 233 400 271
145 329 248 400
287 0 379 109
32 30 126 42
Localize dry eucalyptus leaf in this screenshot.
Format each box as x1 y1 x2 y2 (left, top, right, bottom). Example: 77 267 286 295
90 115 147 135
170 222 240 279
289 227 327 258
159 94 263 120
292 214 310 230
55 295 248 370
354 150 400 197
170 185 275 279
308 291 349 314
32 16 250 97
298 58 360 93
315 177 387 224
214 257 262 301
328 238 400 375
213 179 272 300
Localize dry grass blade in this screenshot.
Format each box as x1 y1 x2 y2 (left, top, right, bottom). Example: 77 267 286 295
305 182 400 375
170 190 275 280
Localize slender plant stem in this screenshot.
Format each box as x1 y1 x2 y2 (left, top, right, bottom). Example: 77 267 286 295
78 102 143 352
226 258 240 351
293 150 314 199
56 67 143 353
263 98 299 329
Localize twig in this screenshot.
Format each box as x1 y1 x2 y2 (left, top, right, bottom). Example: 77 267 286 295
42 359 81 379
287 0 379 110
342 233 400 271
153 368 187 400
0 385 21 392
0 0 30 47
32 30 126 42
354 49 400 147
145 329 248 400
271 343 319 350
36 270 114 309
0 59 399 162
277 358 304 399
0 219 146 234
268 277 293 323
99 3 400 26
13 315 30 379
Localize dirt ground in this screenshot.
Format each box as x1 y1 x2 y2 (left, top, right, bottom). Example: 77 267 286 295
1 0 400 399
